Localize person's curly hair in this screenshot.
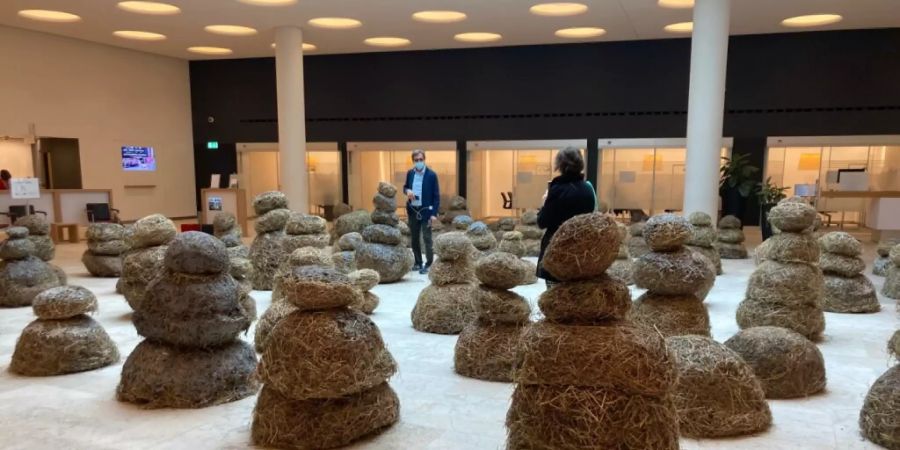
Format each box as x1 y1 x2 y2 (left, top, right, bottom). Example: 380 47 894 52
555 146 584 176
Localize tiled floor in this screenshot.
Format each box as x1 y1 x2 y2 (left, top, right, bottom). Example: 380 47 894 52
0 234 896 450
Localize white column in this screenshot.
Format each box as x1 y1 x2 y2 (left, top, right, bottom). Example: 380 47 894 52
683 0 731 220
275 26 308 212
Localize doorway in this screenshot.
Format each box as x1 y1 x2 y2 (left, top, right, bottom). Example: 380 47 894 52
37 137 82 189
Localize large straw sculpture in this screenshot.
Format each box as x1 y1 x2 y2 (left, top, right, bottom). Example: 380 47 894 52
626 220 650 259
873 238 897 276
10 286 119 376
737 199 825 341
0 227 65 307
442 195 471 225
497 231 538 285
355 182 414 283
516 210 544 257
631 214 713 337
14 214 55 261
82 223 129 277
882 244 900 299
717 215 748 259
348 268 381 314
467 221 497 255
607 221 634 285
725 326 826 399
118 214 176 311
860 330 900 450
251 266 399 449
455 252 530 381
213 212 254 302
249 191 290 290
283 212 330 255
686 212 722 275
411 232 478 334
507 212 679 450
118 232 258 408
666 335 771 438
819 232 880 313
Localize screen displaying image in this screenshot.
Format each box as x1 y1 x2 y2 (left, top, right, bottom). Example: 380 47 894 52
208 196 223 211
122 146 157 171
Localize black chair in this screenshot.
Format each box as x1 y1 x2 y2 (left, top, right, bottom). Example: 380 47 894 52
0 205 47 227
86 203 120 224
501 192 513 210
629 209 649 223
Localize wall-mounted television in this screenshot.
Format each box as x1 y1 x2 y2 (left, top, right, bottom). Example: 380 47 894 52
122 146 156 171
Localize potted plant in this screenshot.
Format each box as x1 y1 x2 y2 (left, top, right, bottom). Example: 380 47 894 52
757 177 789 240
719 154 760 220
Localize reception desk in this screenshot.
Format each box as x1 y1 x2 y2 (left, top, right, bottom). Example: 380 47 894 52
200 188 248 235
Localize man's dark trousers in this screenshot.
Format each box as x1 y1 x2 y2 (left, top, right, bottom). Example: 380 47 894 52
408 207 434 266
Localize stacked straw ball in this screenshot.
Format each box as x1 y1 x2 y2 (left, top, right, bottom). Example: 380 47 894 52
466 221 497 254
666 335 771 437
14 214 55 261
118 232 259 408
82 223 129 277
626 221 650 259
738 200 825 341
252 266 399 449
283 212 330 254
411 232 478 334
717 215 749 259
631 214 713 338
686 212 722 275
725 326 826 399
118 214 177 311
607 221 634 285
10 286 119 376
497 231 538 285
355 182 414 283
882 244 900 299
249 191 290 290
332 231 363 273
515 210 544 257
873 238 897 276
348 268 381 314
454 252 531 381
819 232 880 313
0 227 66 307
859 330 900 449
507 212 680 450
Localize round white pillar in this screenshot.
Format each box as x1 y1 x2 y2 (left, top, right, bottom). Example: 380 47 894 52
683 0 731 220
275 26 308 212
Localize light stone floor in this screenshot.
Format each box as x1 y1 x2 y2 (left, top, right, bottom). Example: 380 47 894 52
0 233 897 450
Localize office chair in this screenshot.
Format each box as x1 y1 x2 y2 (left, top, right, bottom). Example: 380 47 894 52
86 203 121 224
0 205 47 227
501 192 513 210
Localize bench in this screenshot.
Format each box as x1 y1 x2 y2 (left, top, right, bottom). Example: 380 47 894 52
51 223 79 243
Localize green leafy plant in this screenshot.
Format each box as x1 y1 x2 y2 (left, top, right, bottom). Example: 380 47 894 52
757 177 789 205
719 154 760 198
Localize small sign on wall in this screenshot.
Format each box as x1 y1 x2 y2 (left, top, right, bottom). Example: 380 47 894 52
10 178 40 199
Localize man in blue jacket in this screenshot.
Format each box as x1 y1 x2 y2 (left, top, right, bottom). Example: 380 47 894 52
403 149 440 274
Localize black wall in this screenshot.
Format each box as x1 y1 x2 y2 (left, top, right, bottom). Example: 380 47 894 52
190 28 900 222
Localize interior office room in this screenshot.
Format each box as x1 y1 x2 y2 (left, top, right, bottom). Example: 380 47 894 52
0 1 899 449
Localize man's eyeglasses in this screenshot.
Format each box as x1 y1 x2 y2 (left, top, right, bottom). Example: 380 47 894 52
413 158 425 162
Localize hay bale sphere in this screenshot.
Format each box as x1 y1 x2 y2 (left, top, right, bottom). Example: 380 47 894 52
643 214 692 252
355 242 413 283
860 365 900 450
633 248 714 296
631 293 711 337
411 284 479 334
767 201 817 232
666 335 771 438
32 286 96 319
10 315 120 376
253 191 288 216
334 210 372 238
724 326 826 399
541 212 619 281
475 252 527 289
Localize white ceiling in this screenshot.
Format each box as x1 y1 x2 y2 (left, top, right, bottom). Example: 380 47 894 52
1 0 898 60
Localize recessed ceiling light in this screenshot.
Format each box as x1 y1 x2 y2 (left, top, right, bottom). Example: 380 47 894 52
529 3 588 17
555 27 606 38
117 1 181 15
17 9 81 23
454 32 502 43
114 30 167 41
237 0 297 5
205 25 258 36
412 10 467 23
664 21 693 33
271 42 318 51
781 14 843 28
364 37 412 48
308 17 362 29
188 46 233 55
657 0 694 9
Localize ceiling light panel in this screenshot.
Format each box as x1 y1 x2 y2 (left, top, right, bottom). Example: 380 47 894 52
555 27 606 38
412 10 467 23
664 22 693 33
188 46 234 55
308 17 362 29
658 0 694 9
529 3 588 17
781 14 843 28
17 9 81 23
117 1 181 15
114 30 167 41
364 37 412 48
205 25 258 36
454 32 502 43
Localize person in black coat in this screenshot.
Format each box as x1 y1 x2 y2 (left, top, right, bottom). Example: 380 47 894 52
536 147 597 285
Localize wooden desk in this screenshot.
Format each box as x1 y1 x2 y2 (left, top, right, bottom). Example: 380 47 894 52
200 188 248 235
820 190 900 198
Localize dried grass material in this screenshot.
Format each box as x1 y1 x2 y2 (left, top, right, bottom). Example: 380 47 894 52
0 256 65 307
331 251 355 274
253 191 288 215
351 292 380 315
689 245 722 275
823 274 880 313
643 214 692 251
455 322 525 381
82 251 123 277
255 209 291 234
515 321 676 395
745 261 824 307
719 242 749 260
165 231 230 275
633 249 714 296
736 300 825 341
212 211 237 233
411 284 479 334
607 259 634 285
878 239 899 257
688 212 713 227
136 272 251 348
120 245 168 310
32 286 96 319
371 210 400 227
362 224 402 246
883 265 900 299
250 231 286 290
476 288 531 324
338 232 364 251
348 268 380 292
335 210 373 237
0 235 35 260
468 232 497 251
499 217 517 231
506 384 679 450
429 256 476 286
538 276 630 324
767 201 817 232
820 253 866 277
874 256 890 276
757 232 820 264
718 228 746 244
87 222 126 240
499 234 526 258
818 232 862 257
475 252 527 289
255 301 297 352
890 331 900 360
666 335 771 438
889 245 900 267
130 214 177 249
259 309 397 399
117 339 259 408
282 247 332 272
516 225 545 240
88 240 129 256
687 227 717 247
14 214 49 236
10 315 119 376
282 234 331 253
524 239 541 257
724 326 826 398
452 215 474 231
542 213 620 281
355 243 414 283
630 293 710 337
719 215 742 229
280 266 362 311
252 382 399 450
627 236 650 260
433 232 471 261
520 259 539 285
521 210 539 225
860 365 900 450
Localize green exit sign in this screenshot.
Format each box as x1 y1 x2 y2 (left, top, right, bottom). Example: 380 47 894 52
207 141 219 149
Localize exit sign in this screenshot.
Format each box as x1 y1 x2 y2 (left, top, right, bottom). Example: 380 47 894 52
207 141 219 149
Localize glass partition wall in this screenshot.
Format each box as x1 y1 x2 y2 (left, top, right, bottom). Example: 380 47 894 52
347 142 457 217
467 140 586 220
